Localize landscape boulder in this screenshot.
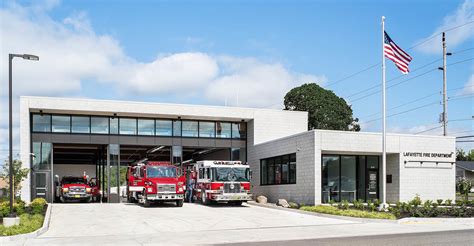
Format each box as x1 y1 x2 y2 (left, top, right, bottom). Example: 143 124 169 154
256 195 268 204
277 199 290 208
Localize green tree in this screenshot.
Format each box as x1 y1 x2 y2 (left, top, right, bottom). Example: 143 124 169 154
284 83 360 131
1 159 30 197
456 148 467 161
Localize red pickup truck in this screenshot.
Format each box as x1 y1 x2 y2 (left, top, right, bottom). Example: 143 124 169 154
59 176 93 203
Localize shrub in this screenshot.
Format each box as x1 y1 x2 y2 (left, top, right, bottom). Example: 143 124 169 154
353 199 364 210
423 200 433 209
328 200 335 206
0 201 9 217
444 199 452 206
436 199 443 206
373 199 381 207
338 200 350 210
456 178 473 201
0 214 44 236
1 200 27 217
409 195 422 207
288 202 300 209
300 205 396 220
30 198 47 214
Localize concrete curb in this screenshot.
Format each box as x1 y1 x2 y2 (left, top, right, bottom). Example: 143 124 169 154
0 204 52 243
247 201 398 224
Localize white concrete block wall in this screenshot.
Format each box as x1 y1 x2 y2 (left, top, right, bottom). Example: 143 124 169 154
19 96 308 202
248 131 316 205
386 154 400 203
398 135 456 202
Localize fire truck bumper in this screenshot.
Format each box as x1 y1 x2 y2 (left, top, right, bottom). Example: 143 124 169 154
146 193 184 201
211 194 252 201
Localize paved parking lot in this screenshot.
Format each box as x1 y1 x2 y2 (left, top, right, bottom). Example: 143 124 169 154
20 202 474 245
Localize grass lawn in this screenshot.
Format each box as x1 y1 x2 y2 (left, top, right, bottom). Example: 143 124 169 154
0 214 44 236
300 205 397 220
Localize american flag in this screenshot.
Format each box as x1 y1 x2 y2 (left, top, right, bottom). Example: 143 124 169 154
384 31 412 74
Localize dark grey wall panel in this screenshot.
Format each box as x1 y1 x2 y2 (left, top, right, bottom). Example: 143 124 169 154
198 139 215 147
182 138 199 147
136 137 155 146
156 137 173 146
119 136 138 145
31 134 52 142
90 135 109 144
215 139 232 148
232 140 246 148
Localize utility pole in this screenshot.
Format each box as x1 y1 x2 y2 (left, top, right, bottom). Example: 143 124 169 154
442 32 448 136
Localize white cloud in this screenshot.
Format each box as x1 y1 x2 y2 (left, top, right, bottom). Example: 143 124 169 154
461 74 474 95
0 1 327 154
415 0 474 54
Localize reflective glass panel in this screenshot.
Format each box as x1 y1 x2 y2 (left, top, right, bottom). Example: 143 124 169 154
232 122 246 139
110 118 118 134
173 120 181 137
119 118 137 135
216 122 231 138
91 117 109 134
71 116 90 133
138 119 154 136
322 155 340 203
52 116 70 133
261 159 268 185
199 122 215 138
182 121 198 137
156 120 172 136
340 156 357 202
32 114 51 132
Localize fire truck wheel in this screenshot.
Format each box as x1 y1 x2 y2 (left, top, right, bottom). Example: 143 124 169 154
176 200 184 207
232 201 243 206
201 191 210 205
144 198 151 207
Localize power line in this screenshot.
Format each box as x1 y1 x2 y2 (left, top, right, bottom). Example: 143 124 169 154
363 101 440 124
349 57 473 104
325 63 380 88
408 21 474 50
414 125 442 135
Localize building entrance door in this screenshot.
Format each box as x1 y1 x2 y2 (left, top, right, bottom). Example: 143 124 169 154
33 171 51 202
366 170 378 201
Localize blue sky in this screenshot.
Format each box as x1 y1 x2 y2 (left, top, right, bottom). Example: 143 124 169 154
0 0 473 158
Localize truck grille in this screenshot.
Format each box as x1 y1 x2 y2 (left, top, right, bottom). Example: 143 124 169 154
70 186 86 193
157 184 176 193
224 183 241 193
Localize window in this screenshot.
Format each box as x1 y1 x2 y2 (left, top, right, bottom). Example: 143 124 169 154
322 155 340 203
52 115 70 133
110 118 119 134
260 153 296 185
71 116 90 133
138 119 154 136
322 155 379 203
216 122 231 138
32 114 51 132
91 117 109 134
156 120 172 136
182 121 198 137
119 118 137 135
32 142 52 170
173 120 181 137
199 122 215 138
232 122 246 139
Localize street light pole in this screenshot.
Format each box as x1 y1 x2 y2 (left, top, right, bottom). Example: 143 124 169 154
8 53 39 217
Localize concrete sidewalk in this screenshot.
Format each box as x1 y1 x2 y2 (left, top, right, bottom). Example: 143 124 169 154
12 203 473 245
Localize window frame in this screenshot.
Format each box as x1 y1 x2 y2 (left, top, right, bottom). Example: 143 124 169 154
260 153 296 186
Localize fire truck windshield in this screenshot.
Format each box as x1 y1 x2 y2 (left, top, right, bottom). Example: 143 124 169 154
147 166 177 178
212 167 249 182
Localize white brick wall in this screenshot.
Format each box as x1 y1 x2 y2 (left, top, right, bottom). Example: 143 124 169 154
248 131 316 205
250 129 455 205
19 96 308 202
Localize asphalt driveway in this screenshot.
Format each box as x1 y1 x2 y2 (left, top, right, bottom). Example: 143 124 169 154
21 202 474 245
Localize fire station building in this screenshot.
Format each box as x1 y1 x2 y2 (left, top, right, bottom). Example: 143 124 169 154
19 96 456 205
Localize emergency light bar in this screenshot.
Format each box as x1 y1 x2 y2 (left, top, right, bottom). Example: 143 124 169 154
213 161 242 165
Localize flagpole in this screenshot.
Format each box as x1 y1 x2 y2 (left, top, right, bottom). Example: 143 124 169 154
381 16 387 208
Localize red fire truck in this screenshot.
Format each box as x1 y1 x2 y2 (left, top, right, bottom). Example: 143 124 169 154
127 160 186 207
192 160 252 206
